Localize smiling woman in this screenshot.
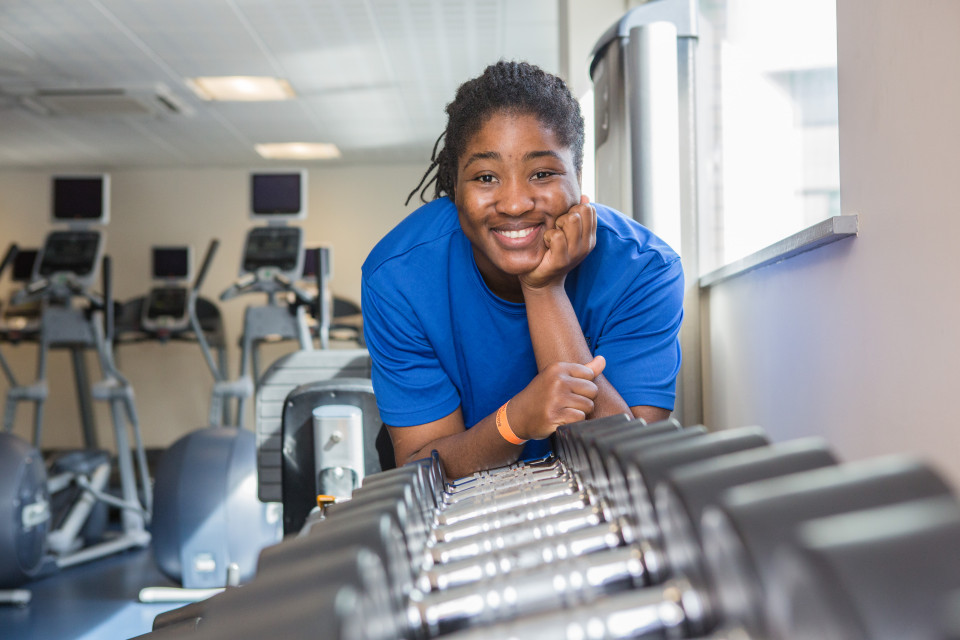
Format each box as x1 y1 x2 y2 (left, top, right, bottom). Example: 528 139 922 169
361 61 685 479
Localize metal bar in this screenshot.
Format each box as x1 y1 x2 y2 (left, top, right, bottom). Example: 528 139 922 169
71 346 98 449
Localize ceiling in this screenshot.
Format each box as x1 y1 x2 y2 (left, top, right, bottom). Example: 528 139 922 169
0 0 560 170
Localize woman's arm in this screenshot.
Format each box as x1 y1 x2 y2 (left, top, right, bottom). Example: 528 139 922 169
388 355 605 479
510 196 635 430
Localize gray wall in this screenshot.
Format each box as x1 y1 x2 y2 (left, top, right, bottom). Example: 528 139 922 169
703 0 960 488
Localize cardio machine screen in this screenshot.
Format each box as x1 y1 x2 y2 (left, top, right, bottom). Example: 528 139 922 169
251 173 303 216
52 176 108 222
152 247 189 279
12 249 39 282
145 287 187 319
38 231 101 277
243 227 302 273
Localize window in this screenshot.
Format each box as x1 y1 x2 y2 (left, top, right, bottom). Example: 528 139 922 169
697 0 840 274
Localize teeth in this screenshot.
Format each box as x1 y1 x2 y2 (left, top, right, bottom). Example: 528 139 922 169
499 227 534 239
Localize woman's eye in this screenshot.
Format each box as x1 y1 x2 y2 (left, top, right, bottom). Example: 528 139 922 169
533 171 555 180
476 174 495 183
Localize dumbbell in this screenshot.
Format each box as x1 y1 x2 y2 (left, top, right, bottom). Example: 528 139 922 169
944 590 960 640
557 417 684 489
437 415 639 505
143 545 400 640
286 425 766 639
764 496 960 640
424 426 715 561
257 509 417 616
436 453 956 640
403 428 773 636
445 416 680 503
441 414 668 501
698 455 955 638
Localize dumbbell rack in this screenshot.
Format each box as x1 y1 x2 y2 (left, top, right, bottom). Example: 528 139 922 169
145 415 960 640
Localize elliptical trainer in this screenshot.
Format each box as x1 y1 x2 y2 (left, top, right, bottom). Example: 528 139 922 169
0 233 152 604
143 210 316 600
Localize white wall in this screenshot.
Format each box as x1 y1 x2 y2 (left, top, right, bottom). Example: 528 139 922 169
703 0 960 488
0 165 422 449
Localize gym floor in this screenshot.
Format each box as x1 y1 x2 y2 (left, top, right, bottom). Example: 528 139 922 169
0 546 182 640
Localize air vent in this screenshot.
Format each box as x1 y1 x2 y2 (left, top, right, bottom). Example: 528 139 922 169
26 83 192 117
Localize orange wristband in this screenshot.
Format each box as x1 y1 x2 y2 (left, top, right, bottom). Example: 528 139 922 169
496 401 527 445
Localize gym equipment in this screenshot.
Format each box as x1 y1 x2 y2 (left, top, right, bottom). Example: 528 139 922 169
0 241 152 604
115 244 231 425
277 376 383 533
1 247 41 342
254 348 374 506
765 496 960 640
141 246 194 336
147 239 282 596
0 431 48 605
219 223 315 428
141 408 960 640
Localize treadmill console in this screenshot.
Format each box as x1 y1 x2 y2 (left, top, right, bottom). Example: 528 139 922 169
142 246 192 334
241 226 303 281
35 230 104 292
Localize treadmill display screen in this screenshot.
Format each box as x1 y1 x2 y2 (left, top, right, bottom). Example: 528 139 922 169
12 249 39 282
152 247 190 279
146 287 188 319
243 227 302 273
38 231 101 277
53 176 107 221
251 173 303 216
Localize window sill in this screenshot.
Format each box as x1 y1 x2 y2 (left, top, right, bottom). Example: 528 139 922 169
698 214 859 288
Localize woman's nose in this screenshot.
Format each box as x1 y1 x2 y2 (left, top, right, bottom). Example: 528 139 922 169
498 179 534 217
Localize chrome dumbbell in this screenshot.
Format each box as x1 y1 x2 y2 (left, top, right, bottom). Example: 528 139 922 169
157 545 400 640
404 429 775 636
763 496 960 640
437 454 955 640
425 426 712 559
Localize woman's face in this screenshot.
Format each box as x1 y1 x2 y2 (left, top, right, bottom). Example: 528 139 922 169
454 110 581 300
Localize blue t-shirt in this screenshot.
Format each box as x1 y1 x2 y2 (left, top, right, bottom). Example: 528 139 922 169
361 197 683 459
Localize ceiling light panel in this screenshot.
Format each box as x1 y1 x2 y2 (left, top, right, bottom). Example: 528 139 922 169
187 76 294 101
255 142 340 160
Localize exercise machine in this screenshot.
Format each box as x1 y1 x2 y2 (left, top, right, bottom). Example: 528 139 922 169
145 239 282 600
115 244 231 423
0 233 151 604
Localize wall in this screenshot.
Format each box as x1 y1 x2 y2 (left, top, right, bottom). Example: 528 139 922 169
0 164 422 449
703 0 960 488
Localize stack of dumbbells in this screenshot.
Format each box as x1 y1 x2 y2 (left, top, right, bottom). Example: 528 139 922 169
142 414 960 640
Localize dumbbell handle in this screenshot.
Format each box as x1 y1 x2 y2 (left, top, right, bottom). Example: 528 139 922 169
431 488 596 544
409 545 651 637
437 577 698 640
448 456 558 488
420 519 634 591
437 476 582 525
428 502 607 565
444 464 569 502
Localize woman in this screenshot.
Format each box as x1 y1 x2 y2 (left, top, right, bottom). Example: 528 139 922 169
362 61 683 479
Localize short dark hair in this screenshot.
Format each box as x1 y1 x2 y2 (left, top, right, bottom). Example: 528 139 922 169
407 60 585 205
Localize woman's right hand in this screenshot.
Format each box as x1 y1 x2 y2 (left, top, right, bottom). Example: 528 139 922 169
507 355 606 440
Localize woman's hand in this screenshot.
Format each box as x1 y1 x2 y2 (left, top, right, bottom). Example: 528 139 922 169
520 195 597 291
507 355 606 440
